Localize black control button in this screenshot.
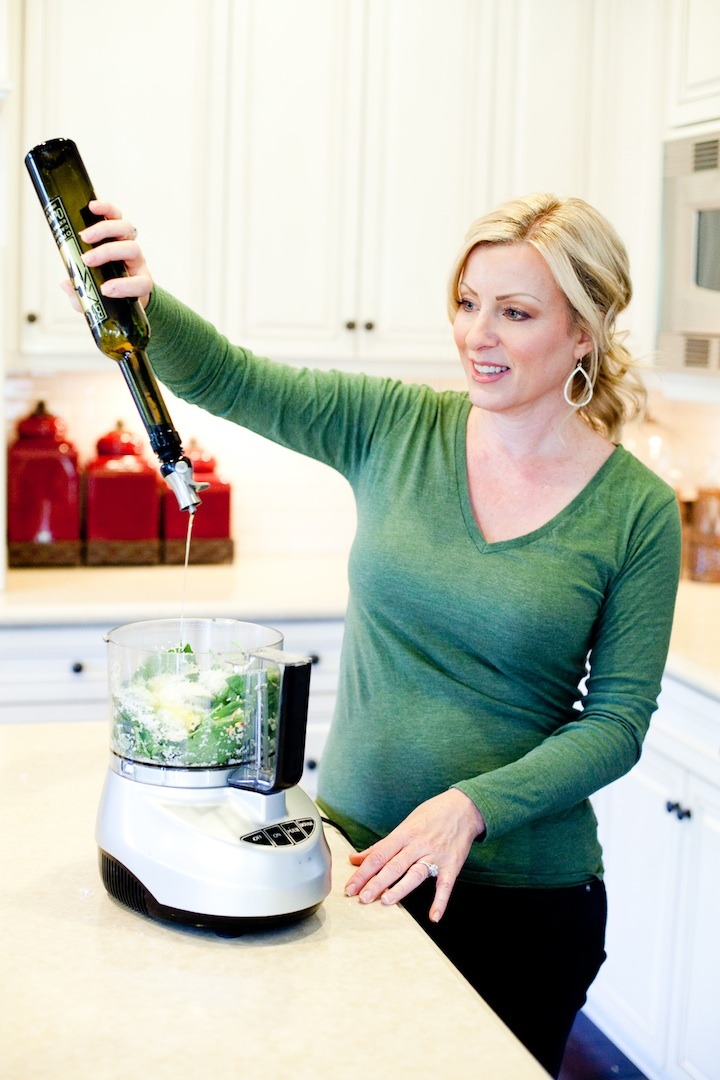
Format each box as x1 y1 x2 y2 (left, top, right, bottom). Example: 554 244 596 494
298 818 316 837
265 826 293 846
242 830 274 845
283 822 306 844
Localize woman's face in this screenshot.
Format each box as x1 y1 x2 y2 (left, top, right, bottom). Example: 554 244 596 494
453 242 590 419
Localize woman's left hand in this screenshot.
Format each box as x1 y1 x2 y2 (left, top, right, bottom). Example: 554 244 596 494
344 789 486 923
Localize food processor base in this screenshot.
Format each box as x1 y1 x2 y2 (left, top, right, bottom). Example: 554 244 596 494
99 850 324 936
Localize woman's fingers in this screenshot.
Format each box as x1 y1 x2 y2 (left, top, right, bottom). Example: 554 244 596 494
60 197 154 308
343 790 486 922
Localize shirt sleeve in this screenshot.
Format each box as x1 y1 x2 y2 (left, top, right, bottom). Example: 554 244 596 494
453 493 682 842
144 286 416 484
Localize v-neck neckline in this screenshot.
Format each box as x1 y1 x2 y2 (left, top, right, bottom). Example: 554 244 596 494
454 401 622 553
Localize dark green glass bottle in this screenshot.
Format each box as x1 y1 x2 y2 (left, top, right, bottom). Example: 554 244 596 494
25 138 203 513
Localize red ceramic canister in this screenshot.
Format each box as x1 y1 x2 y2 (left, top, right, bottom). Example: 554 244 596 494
162 440 233 563
7 401 82 566
84 423 160 565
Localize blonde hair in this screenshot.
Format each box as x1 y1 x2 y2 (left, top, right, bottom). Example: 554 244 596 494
447 193 646 440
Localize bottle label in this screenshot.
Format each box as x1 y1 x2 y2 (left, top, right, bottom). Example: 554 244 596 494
44 197 107 332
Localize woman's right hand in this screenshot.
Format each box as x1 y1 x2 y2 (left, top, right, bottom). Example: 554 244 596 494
60 198 154 311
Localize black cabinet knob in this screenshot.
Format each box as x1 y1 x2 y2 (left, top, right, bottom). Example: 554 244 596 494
666 800 692 821
345 320 357 331
364 321 375 331
305 759 318 771
26 312 39 324
71 661 84 674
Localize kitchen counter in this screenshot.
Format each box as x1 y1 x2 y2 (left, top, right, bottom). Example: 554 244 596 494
1 721 547 1080
665 579 720 700
1 560 719 697
0 554 351 625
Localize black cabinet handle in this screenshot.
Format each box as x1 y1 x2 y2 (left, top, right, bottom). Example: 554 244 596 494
364 321 375 331
310 654 320 665
71 661 84 674
305 759 318 771
666 800 692 821
26 312 39 324
345 320 357 331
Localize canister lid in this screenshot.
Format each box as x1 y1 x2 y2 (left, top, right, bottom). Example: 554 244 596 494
96 421 142 457
16 400 68 442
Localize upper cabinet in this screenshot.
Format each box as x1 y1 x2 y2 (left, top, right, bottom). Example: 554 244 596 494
8 0 680 378
17 0 231 370
219 0 492 373
667 0 720 128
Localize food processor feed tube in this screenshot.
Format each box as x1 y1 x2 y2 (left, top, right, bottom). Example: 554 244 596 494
24 138 204 513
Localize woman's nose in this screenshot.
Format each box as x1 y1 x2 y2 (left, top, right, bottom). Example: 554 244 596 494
464 311 498 350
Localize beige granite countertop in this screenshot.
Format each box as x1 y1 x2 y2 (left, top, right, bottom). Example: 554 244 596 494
1 721 547 1080
0 554 350 625
665 579 720 700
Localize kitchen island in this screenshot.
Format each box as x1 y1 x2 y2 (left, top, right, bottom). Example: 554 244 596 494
1 720 549 1080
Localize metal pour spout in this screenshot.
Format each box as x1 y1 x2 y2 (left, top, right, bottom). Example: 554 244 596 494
161 457 209 514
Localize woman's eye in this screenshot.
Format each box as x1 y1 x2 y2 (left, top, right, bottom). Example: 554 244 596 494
459 298 476 312
504 306 529 321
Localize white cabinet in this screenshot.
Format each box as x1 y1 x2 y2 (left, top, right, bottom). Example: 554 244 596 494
220 0 491 374
586 674 720 1080
666 0 720 128
12 0 670 379
16 0 231 369
14 0 489 377
0 624 109 723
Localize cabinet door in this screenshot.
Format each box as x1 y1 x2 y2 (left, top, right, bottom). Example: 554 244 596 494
221 0 492 376
356 0 490 372
668 775 720 1080
666 0 720 128
587 747 684 1075
220 0 364 365
19 0 230 368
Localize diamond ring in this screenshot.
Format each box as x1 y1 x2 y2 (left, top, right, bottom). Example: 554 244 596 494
419 860 439 878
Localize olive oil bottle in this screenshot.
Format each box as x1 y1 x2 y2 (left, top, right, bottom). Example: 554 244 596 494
25 137 204 513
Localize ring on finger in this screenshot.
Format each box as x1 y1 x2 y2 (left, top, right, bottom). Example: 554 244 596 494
419 860 439 878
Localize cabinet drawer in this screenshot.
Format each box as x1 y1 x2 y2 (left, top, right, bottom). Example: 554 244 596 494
275 620 344 696
0 626 109 717
652 676 720 782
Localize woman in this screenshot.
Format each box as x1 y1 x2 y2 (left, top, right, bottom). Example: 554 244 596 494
73 192 681 1076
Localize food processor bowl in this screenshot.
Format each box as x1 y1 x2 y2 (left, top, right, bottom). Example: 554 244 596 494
105 618 285 773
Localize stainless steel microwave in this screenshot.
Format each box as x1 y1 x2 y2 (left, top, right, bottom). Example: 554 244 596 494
658 132 720 374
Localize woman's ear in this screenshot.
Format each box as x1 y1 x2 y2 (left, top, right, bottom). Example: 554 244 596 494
574 329 593 361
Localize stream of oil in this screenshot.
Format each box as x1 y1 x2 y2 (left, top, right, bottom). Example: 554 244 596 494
179 511 195 646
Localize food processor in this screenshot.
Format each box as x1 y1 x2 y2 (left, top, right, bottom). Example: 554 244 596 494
96 618 332 933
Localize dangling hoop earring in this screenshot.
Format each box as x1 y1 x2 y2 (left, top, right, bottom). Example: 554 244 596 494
563 361 594 408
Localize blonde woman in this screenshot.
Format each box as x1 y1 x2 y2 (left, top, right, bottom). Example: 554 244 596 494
73 192 681 1076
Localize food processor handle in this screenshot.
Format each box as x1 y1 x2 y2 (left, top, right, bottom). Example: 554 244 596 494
252 648 313 793
274 659 313 791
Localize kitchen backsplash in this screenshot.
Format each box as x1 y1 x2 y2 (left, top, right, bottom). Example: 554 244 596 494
6 368 720 560
4 369 358 558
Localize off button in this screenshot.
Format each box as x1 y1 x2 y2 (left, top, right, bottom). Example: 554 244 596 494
242 830 273 846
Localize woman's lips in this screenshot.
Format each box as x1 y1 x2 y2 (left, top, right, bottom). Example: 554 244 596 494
471 361 509 381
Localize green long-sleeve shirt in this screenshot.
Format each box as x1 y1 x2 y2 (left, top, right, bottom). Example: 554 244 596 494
145 287 682 887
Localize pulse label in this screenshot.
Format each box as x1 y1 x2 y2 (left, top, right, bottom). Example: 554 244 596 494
44 197 107 332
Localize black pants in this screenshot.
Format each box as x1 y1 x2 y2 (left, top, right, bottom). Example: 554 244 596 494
401 877 607 1078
